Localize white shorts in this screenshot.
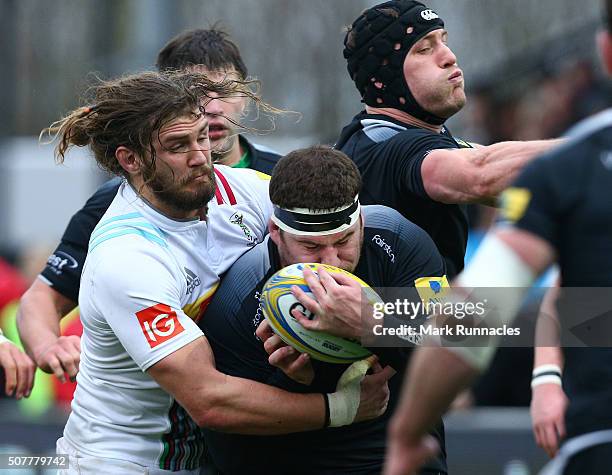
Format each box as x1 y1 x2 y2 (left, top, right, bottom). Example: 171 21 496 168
56 437 201 475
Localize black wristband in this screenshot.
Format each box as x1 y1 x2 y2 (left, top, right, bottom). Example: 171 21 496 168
323 393 331 428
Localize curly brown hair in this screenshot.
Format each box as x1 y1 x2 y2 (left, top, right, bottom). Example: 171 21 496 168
270 146 362 210
41 70 276 181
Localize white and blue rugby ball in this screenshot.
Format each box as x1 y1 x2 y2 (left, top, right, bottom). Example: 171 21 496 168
261 263 379 364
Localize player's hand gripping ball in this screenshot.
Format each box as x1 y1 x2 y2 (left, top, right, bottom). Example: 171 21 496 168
261 263 380 364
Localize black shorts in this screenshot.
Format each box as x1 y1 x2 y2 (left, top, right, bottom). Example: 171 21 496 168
564 442 612 475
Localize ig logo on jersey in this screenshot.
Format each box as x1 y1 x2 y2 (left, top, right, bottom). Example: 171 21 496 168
136 303 185 348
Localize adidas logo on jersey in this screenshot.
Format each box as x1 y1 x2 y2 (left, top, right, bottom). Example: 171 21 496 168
184 267 202 295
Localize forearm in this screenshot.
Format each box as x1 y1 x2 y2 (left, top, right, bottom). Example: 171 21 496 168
151 338 326 435
16 280 75 360
389 347 478 443
424 139 562 205
196 372 325 434
477 139 562 200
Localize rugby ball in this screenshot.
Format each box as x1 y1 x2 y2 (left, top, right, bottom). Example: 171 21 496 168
260 263 379 364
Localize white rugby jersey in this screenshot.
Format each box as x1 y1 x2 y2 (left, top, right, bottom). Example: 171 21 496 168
63 166 272 470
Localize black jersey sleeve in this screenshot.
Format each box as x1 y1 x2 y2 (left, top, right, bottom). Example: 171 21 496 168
39 178 121 302
498 146 583 250
390 131 460 200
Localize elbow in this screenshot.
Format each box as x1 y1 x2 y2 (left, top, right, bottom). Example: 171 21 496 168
190 395 236 432
16 288 34 329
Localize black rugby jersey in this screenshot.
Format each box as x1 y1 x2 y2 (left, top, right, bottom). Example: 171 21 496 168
200 205 448 475
336 111 471 278
501 109 612 438
39 138 280 303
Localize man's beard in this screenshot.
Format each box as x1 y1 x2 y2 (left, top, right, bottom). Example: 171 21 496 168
148 166 216 213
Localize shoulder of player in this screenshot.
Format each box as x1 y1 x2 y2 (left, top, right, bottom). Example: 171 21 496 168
83 228 181 298
220 238 271 285
365 121 459 155
213 165 270 203
362 205 433 251
87 206 173 265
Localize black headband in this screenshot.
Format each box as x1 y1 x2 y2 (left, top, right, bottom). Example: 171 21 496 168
271 199 360 236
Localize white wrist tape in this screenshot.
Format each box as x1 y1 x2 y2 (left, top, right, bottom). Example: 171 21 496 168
531 374 562 389
327 357 373 427
446 234 536 371
0 329 8 345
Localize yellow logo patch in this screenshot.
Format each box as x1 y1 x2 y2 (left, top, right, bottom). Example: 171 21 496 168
499 187 532 222
255 171 271 181
454 138 473 149
414 275 450 305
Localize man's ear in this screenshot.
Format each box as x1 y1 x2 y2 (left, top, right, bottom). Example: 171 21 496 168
116 146 141 176
269 220 282 246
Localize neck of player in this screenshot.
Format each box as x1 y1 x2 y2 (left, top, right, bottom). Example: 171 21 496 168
365 106 443 134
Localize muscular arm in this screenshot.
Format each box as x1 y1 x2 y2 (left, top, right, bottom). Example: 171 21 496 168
16 279 80 381
421 139 562 205
149 336 388 434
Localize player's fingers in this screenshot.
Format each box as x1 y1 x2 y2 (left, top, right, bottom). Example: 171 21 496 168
291 285 321 317
289 352 310 371
263 334 287 355
292 309 320 331
317 268 342 292
302 268 327 302
55 349 78 381
0 350 17 396
64 359 80 382
381 365 397 381
13 351 33 399
325 270 360 288
369 361 383 374
541 424 558 458
23 354 36 397
268 345 299 367
533 425 544 448
556 415 566 441
63 346 81 380
45 354 67 383
255 319 275 342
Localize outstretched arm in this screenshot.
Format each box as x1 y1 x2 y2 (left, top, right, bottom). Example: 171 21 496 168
148 335 392 434
421 139 562 205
